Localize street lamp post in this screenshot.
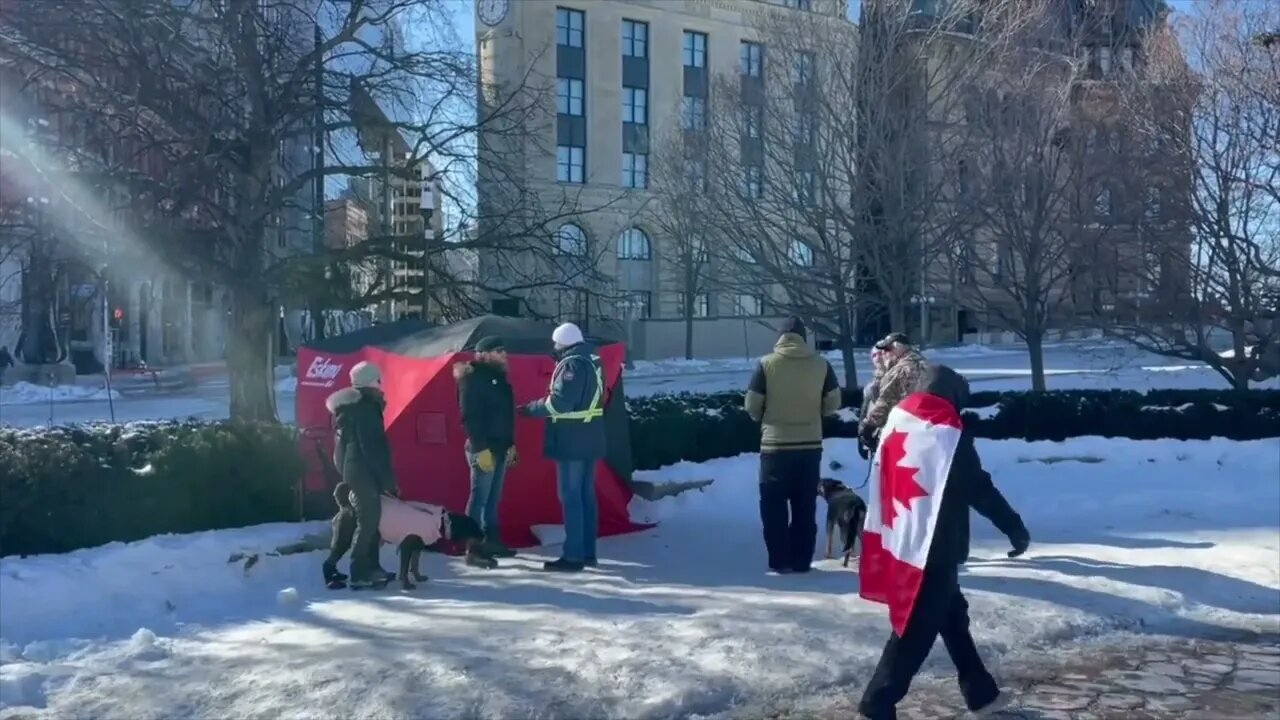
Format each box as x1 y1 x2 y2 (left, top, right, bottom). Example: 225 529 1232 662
912 292 937 345
617 295 644 369
420 175 437 320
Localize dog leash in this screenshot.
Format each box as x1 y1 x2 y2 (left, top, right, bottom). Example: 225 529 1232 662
853 451 874 491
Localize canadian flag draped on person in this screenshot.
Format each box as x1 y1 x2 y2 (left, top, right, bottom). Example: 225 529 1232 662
859 391 963 635
854 362 1031 720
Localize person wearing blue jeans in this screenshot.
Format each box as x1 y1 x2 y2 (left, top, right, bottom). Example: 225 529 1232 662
520 322 607 572
455 336 518 569
555 459 598 565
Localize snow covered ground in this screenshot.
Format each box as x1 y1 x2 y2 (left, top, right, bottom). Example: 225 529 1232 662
0 382 120 406
2 437 1277 718
1 341 1273 428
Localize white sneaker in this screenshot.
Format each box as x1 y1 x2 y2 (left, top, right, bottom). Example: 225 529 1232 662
969 691 1012 717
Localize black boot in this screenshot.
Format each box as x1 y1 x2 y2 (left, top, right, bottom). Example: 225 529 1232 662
543 558 585 572
465 541 498 569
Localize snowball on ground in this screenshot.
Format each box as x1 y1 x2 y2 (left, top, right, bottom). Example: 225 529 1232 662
2 437 1276 719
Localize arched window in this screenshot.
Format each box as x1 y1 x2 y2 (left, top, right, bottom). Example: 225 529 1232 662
618 227 651 260
789 240 814 267
555 223 587 256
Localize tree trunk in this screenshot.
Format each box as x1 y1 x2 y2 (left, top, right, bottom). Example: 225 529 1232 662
837 308 859 388
684 315 694 360
887 300 907 338
227 285 279 422
1026 329 1047 392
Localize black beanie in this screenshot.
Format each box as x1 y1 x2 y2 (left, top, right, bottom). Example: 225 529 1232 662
779 316 807 340
475 336 505 353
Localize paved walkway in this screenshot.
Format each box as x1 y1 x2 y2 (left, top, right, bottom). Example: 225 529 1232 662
763 636 1280 719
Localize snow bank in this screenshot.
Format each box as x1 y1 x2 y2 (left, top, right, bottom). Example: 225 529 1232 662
274 375 297 395
0 382 121 406
3 437 1274 718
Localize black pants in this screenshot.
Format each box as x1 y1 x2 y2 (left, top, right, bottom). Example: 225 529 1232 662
858 565 998 720
326 508 382 576
758 449 821 572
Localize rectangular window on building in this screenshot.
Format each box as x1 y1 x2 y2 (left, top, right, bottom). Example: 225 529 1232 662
622 86 648 125
1099 45 1113 75
785 0 814 9
622 19 648 58
794 51 814 85
556 7 584 48
689 155 707 191
683 31 707 68
794 110 815 145
622 152 648 188
744 106 762 139
681 96 706 130
794 170 816 206
677 293 710 318
743 165 763 199
556 77 584 116
740 41 763 78
557 145 585 183
620 290 652 319
733 294 765 316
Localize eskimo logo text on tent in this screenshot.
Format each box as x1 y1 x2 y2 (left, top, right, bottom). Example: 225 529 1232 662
303 357 343 386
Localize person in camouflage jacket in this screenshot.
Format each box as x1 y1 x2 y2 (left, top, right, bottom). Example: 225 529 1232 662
858 333 931 450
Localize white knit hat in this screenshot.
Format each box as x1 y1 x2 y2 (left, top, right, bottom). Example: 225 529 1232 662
349 360 382 388
551 322 584 349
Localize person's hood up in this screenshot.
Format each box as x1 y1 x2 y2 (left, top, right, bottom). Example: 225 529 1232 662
325 385 384 415
919 363 969 411
773 333 814 359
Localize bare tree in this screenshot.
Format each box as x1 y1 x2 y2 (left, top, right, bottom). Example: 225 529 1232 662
1110 0 1280 390
851 0 1043 342
648 129 714 360
944 5 1115 391
2 0 617 420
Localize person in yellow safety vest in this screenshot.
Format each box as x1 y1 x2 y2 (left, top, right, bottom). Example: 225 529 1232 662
519 322 607 572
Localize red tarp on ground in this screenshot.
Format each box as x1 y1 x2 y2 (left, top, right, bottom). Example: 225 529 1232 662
294 319 641 548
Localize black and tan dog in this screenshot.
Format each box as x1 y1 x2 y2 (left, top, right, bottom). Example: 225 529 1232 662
327 483 485 590
819 478 868 568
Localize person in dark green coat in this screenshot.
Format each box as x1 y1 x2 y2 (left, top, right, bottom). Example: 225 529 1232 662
324 361 398 587
454 335 518 568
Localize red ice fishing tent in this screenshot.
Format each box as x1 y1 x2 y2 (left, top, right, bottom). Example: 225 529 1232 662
294 315 643 548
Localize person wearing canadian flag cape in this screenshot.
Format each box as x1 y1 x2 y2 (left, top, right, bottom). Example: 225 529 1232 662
857 363 1031 720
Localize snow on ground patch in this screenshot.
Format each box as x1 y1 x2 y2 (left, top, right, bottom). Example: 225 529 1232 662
0 382 121 405
2 437 1277 718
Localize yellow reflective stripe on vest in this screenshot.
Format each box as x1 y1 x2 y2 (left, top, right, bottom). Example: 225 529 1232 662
547 354 605 422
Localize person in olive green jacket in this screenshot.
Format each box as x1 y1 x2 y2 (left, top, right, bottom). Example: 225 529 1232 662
744 317 842 574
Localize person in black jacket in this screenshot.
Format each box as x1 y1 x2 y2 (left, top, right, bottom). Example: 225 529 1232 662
324 361 398 588
858 363 1031 720
454 336 518 568
0 345 13 385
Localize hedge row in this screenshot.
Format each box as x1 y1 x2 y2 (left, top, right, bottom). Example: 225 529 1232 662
0 421 303 558
3 388 1277 557
628 388 1280 470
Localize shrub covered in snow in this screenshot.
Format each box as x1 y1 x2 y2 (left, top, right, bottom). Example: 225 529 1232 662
0 421 303 558
628 388 1280 469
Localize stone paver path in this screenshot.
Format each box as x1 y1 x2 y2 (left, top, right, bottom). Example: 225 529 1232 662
763 636 1280 719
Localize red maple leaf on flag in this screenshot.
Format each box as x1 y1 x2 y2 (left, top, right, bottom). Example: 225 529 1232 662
878 430 930 528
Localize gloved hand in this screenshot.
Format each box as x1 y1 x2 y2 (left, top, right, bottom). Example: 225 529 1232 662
858 424 879 454
1007 529 1030 558
506 446 519 468
475 449 496 473
856 439 870 460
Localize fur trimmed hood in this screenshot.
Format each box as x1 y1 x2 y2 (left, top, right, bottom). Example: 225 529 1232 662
326 386 384 415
